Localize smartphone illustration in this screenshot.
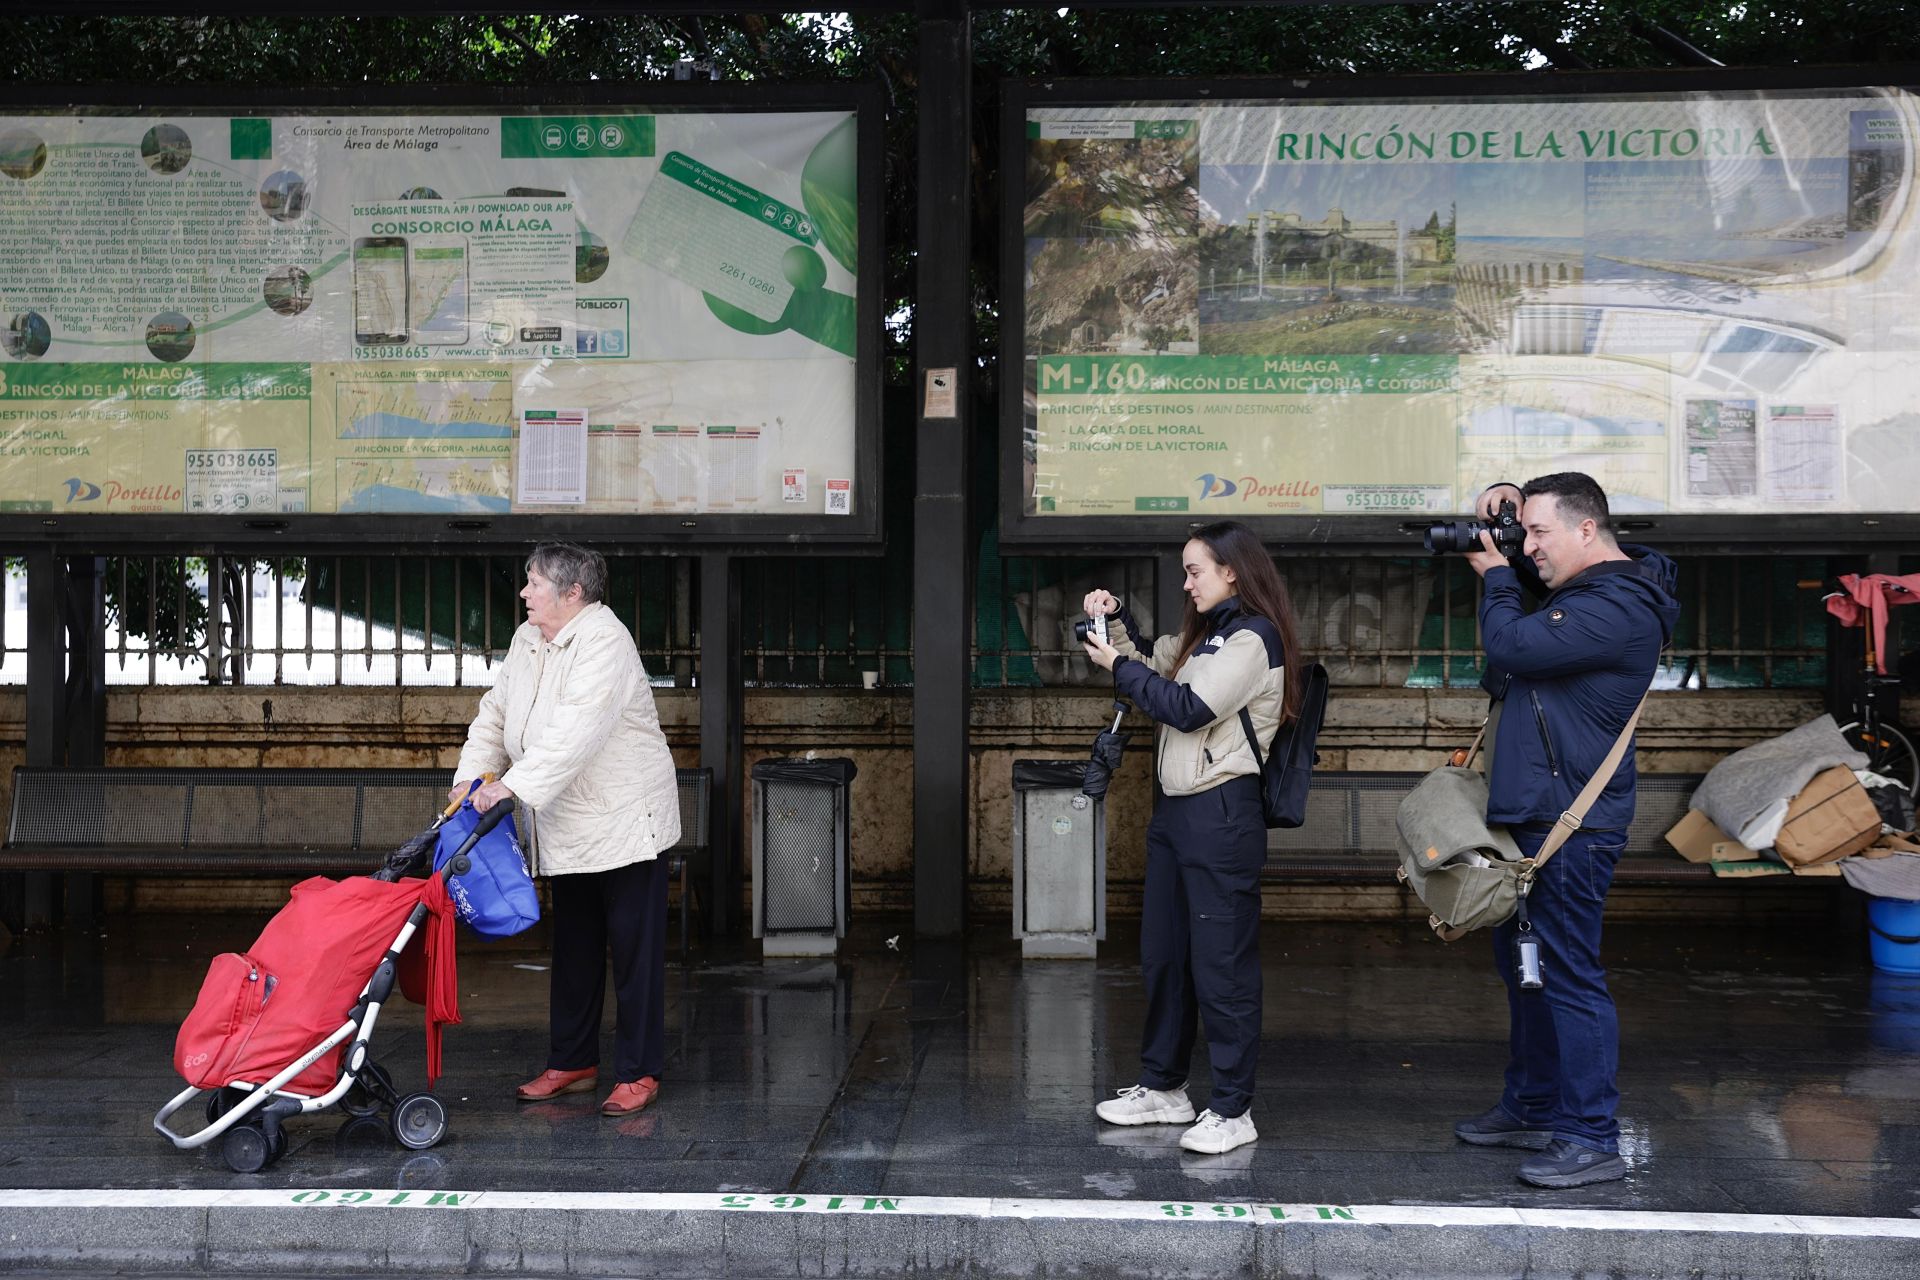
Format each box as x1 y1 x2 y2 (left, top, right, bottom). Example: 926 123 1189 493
352 236 409 345
409 235 469 346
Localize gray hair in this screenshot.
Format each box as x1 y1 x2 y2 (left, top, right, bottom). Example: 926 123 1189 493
526 542 607 604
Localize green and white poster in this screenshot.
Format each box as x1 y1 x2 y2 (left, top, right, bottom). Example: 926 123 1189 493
1020 88 1920 517
0 107 859 516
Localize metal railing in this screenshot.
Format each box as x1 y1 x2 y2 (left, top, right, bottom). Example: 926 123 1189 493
981 553 1832 692
0 551 1836 690
91 555 694 687
0 560 26 681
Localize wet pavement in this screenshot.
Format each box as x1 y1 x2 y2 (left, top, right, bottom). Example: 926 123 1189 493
5 906 1920 1220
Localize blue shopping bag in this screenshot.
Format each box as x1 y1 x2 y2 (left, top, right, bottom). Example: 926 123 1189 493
433 784 541 939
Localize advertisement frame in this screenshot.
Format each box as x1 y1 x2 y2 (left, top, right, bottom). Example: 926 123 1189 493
0 80 884 553
1001 64 1920 553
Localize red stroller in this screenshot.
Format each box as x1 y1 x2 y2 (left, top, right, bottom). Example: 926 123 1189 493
151 799 512 1172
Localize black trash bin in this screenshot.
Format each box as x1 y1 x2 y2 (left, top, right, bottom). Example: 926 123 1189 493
750 757 857 956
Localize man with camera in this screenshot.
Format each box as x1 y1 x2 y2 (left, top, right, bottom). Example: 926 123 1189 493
1448 472 1679 1188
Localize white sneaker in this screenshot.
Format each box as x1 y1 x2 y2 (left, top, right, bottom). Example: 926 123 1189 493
1095 1083 1197 1126
1179 1109 1258 1154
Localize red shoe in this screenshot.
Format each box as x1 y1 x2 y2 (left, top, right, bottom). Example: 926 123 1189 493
516 1066 597 1101
600 1076 660 1116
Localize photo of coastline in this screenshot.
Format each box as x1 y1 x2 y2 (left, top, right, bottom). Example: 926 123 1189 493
1455 161 1586 355
1591 155 1847 272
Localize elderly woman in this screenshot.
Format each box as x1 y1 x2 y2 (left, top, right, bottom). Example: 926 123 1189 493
452 543 681 1117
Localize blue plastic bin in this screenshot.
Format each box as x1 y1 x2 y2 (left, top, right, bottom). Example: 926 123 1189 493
1867 897 1920 975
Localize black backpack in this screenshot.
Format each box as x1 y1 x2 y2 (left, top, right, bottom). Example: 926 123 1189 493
1237 661 1329 829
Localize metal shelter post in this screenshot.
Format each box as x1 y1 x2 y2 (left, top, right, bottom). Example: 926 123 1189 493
1156 549 1186 650
62 558 107 769
912 0 973 939
61 557 108 925
13 554 108 929
699 552 743 936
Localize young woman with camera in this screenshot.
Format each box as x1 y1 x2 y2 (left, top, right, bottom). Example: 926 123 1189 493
1079 520 1302 1155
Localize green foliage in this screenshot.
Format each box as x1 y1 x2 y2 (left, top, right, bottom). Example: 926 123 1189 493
105 557 210 655
103 556 302 653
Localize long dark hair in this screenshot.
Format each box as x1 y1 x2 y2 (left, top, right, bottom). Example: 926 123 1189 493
1172 521 1305 724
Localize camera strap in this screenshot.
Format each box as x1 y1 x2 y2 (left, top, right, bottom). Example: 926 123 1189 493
1521 688 1650 881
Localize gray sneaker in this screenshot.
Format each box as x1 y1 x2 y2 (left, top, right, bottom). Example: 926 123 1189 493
1095 1083 1196 1126
1517 1139 1628 1188
1453 1104 1553 1149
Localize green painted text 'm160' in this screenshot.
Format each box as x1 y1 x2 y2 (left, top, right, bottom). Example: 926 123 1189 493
1036 355 1457 396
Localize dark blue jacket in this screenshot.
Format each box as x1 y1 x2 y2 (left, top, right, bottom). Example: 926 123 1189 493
1479 545 1680 829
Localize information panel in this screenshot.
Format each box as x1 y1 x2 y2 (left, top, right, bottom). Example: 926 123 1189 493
0 99 866 527
1012 83 1920 528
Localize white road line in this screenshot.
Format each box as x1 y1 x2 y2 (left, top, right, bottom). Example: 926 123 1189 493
0 1188 1916 1237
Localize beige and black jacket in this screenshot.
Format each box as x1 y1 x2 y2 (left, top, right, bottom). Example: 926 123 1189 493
1109 598 1287 797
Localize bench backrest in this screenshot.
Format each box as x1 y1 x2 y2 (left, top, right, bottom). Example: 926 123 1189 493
10 764 719 854
1266 771 1703 861
6 768 455 851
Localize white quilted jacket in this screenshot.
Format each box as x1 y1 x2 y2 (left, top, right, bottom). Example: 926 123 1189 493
453 602 680 876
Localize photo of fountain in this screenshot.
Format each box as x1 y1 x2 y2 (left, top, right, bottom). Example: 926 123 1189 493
1196 164 1460 354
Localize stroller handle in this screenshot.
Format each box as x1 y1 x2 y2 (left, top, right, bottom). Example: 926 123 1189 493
471 795 516 831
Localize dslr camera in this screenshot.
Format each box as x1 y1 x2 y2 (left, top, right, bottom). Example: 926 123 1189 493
1073 613 1110 646
1425 498 1526 559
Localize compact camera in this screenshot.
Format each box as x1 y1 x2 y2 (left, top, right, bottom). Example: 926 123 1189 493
1425 498 1526 559
1073 613 1110 646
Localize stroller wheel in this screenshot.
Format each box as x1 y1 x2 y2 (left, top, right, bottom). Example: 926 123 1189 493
221 1123 273 1174
341 1062 396 1118
391 1092 448 1151
204 1086 250 1126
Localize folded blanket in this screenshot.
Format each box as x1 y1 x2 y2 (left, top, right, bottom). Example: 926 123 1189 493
1842 851 1920 902
1690 714 1867 851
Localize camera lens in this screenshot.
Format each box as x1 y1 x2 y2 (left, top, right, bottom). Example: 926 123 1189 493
1423 520 1484 554
1073 619 1094 644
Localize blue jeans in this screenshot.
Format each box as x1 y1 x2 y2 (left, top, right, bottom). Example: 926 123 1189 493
1490 825 1625 1153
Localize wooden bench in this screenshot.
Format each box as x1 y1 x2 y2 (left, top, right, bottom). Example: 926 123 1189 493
1264 771 1722 884
3 766 714 955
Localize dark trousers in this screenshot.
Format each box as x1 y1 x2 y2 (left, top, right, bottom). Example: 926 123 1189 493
1137 774 1266 1119
1491 824 1626 1153
546 857 669 1084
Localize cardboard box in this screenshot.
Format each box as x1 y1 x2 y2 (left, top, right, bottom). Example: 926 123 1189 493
1868 832 1920 857
1665 809 1762 864
1710 859 1792 879
1774 766 1882 866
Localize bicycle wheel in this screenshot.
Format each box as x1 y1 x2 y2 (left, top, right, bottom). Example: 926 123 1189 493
1841 719 1920 796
